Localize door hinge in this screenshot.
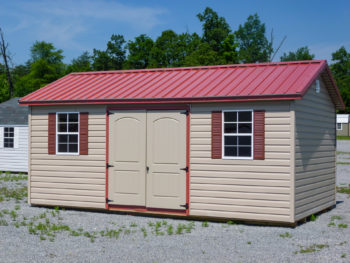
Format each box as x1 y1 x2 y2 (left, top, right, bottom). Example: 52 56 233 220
107 111 112 116
106 198 113 203
180 203 189 209
106 163 114 168
181 110 189 116
180 166 189 172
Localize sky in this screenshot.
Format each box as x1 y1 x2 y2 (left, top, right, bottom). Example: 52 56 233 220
0 0 349 65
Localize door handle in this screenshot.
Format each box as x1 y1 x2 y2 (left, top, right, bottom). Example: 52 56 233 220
146 166 149 172
180 167 189 172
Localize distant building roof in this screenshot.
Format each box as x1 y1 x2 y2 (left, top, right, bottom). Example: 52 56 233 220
337 114 350 124
0 97 28 125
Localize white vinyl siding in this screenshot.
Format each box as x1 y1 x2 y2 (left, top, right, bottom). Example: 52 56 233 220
190 101 293 223
29 105 106 209
294 78 336 221
0 126 28 172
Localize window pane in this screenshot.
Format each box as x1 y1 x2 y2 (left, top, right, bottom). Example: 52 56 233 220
58 123 67 132
69 143 78 153
238 123 251 133
239 111 252 122
58 114 67 122
8 142 13 148
224 112 237 122
69 114 79 123
68 123 78 132
238 147 251 157
224 123 237 133
58 135 68 143
224 136 237 146
69 135 78 143
239 136 251 146
9 127 14 133
58 144 68 152
225 146 237 157
4 132 9 137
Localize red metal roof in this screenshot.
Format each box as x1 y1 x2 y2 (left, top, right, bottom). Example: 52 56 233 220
19 60 345 109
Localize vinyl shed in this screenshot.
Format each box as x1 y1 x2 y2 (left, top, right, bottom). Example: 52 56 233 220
0 97 28 172
19 60 344 224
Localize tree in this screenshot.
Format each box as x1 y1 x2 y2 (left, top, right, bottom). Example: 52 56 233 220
197 7 231 53
14 41 65 97
92 34 126 70
280 46 315 61
126 34 154 69
66 51 92 73
330 46 350 112
235 14 273 63
0 28 14 97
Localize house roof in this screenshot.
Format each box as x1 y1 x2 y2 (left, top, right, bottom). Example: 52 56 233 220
0 97 28 125
19 60 345 110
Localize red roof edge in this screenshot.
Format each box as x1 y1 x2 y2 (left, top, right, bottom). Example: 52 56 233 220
18 94 301 106
299 60 345 110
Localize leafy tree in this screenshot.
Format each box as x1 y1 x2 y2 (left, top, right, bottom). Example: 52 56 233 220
197 7 231 53
235 13 273 63
280 46 315 61
92 34 126 70
149 30 186 68
331 46 350 112
30 41 64 65
184 42 222 66
126 34 154 69
66 51 92 73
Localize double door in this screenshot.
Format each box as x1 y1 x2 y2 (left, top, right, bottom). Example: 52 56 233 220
108 110 187 210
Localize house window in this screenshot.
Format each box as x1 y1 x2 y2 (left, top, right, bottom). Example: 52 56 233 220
57 113 79 154
222 110 253 159
4 127 14 148
337 123 342 130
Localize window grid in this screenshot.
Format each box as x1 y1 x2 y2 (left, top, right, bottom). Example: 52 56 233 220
337 123 342 130
56 113 79 154
4 127 14 148
222 110 253 159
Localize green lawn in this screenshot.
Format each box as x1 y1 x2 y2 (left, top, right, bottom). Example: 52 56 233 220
337 136 350 140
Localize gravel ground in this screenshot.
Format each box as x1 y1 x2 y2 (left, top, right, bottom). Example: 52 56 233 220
0 142 349 263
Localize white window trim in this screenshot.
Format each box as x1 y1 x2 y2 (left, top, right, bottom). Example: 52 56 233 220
337 123 343 131
56 112 80 155
222 109 254 160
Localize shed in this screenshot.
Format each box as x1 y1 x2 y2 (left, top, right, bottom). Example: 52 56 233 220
0 97 28 172
19 60 344 224
336 114 350 136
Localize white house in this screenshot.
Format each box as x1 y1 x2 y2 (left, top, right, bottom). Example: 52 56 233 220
0 97 28 172
337 114 350 136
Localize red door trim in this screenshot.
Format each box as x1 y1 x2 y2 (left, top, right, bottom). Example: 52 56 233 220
105 104 190 216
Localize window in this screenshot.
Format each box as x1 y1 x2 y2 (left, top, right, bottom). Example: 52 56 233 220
57 113 79 154
222 110 253 159
4 127 14 148
337 123 342 130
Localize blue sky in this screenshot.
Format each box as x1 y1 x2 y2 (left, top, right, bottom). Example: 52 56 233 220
0 0 349 65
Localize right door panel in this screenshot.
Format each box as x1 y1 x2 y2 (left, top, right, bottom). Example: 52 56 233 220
146 111 187 210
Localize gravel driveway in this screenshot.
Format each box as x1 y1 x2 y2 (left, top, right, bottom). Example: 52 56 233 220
0 142 349 263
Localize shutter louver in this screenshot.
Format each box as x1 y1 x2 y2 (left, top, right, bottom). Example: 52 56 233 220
48 113 56 154
254 110 265 160
211 111 222 159
79 112 89 155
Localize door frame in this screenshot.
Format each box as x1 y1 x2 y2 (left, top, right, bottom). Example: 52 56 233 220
105 104 190 216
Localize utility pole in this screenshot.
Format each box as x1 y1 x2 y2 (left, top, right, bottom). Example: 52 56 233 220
0 27 14 97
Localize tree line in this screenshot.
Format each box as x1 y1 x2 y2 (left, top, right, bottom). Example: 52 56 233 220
0 7 349 111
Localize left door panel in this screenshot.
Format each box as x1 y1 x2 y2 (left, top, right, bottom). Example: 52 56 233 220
108 110 146 206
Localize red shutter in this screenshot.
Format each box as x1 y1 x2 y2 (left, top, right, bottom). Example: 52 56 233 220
211 111 222 159
48 113 56 154
254 110 265 160
79 112 89 155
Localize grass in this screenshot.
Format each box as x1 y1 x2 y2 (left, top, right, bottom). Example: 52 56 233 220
337 136 350 140
338 224 348 229
337 151 350 155
336 162 350 165
295 244 329 254
0 174 27 182
337 185 350 197
0 186 27 202
202 221 209 227
279 232 292 238
342 253 347 258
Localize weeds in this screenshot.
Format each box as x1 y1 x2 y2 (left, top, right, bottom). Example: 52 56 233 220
295 244 329 254
202 221 209 227
338 224 348 229
0 174 27 182
279 232 292 238
337 185 350 197
310 214 317 222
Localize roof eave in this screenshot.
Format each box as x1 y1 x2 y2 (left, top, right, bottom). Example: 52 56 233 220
18 94 302 106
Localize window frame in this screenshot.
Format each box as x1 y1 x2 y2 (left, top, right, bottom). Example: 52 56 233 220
56 112 80 155
221 109 254 160
337 123 342 131
4 126 15 149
